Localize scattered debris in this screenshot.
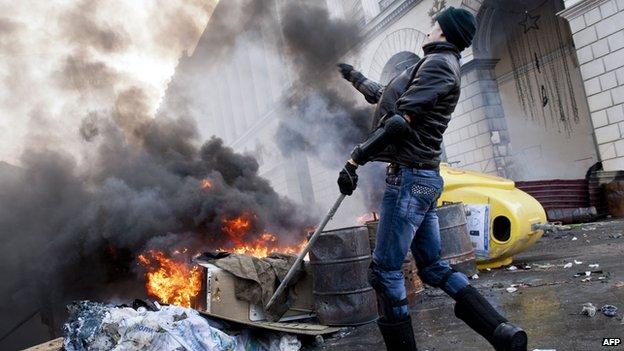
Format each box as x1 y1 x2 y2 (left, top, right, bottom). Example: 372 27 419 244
520 280 566 288
63 301 300 351
313 335 325 347
279 335 302 351
533 222 570 232
506 265 518 271
534 263 554 270
571 236 578 241
588 263 599 268
563 263 573 269
581 302 597 317
609 233 622 239
601 305 618 317
516 263 532 270
486 268 492 271
506 287 518 293
574 260 583 265
574 270 603 277
615 281 624 288
471 274 479 280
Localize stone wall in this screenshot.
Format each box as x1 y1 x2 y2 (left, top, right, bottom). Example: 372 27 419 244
443 59 508 175
560 0 624 170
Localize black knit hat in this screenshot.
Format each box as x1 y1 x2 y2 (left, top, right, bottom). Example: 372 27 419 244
436 7 477 51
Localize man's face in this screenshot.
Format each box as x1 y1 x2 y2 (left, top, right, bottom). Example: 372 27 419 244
426 21 445 44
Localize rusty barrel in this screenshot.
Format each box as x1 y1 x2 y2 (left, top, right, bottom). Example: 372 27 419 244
438 203 477 276
366 221 424 307
309 226 378 326
605 181 624 217
546 207 598 224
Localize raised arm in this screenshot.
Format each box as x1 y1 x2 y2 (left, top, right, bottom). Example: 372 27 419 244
338 63 384 104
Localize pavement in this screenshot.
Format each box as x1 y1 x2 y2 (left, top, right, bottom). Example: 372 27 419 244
310 219 624 351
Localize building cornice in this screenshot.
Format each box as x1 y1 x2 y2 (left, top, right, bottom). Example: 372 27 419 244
461 58 500 73
557 0 610 19
362 0 424 41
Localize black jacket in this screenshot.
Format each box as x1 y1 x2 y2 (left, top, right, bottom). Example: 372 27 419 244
349 42 461 168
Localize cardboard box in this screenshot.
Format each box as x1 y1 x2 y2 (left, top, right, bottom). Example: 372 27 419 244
194 261 314 323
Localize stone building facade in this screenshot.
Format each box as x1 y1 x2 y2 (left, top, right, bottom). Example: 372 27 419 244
161 0 624 214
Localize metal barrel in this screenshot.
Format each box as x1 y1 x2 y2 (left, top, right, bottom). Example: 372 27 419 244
438 203 477 276
546 207 598 224
605 181 624 217
309 226 378 326
366 220 424 307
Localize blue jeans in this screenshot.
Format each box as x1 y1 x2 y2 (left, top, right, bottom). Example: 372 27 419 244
369 166 470 322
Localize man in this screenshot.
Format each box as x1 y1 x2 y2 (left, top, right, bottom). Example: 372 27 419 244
337 7 527 351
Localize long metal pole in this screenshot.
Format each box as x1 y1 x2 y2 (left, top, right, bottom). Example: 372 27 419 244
265 193 346 314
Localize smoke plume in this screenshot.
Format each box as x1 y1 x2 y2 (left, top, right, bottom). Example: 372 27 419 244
276 2 372 165
0 1 314 349
275 2 386 210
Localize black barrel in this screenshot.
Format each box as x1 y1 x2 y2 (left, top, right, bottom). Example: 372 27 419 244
605 181 624 217
438 203 477 276
309 226 378 326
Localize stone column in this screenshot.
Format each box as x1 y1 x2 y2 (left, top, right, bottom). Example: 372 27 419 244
444 59 515 178
559 0 624 171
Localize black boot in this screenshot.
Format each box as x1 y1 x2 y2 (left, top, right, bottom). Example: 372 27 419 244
454 285 527 351
377 317 418 351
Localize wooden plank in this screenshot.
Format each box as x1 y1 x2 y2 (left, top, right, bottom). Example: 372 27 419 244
199 311 343 336
21 338 63 351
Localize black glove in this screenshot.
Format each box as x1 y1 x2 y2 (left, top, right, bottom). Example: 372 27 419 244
337 63 354 80
337 162 358 195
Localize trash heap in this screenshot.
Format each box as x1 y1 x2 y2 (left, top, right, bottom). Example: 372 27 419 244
63 301 301 351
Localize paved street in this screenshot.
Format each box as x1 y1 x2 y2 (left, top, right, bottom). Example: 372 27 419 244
313 219 624 351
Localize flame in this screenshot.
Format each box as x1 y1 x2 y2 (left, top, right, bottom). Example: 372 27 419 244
227 232 307 258
221 214 252 246
138 250 201 307
137 213 310 304
220 214 307 257
200 179 212 189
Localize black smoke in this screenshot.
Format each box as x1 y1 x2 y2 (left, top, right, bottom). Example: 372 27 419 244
0 1 314 349
0 91 313 348
274 2 385 210
276 2 372 164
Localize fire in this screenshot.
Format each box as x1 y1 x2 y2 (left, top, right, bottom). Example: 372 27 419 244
136 212 310 305
138 250 201 307
221 214 252 246
228 232 307 258
200 178 212 189
220 214 307 258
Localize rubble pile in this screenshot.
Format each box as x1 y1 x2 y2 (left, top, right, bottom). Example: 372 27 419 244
62 301 301 351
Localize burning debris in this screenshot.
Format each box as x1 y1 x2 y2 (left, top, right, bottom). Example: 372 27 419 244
218 213 309 258
137 250 202 308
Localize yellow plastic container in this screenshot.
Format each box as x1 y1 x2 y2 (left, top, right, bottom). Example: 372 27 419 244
438 165 546 269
